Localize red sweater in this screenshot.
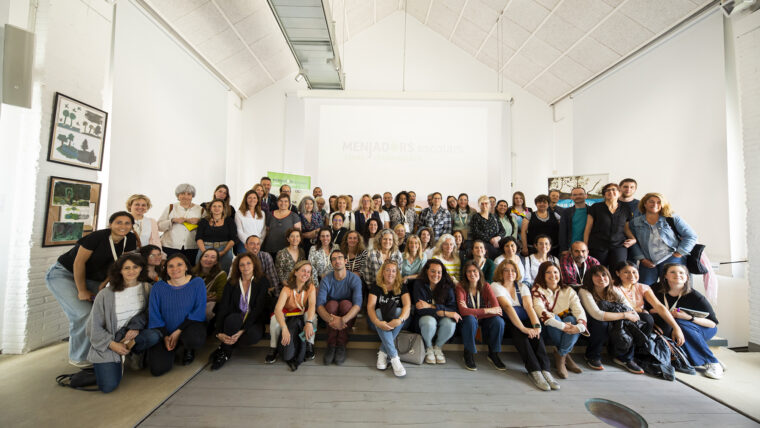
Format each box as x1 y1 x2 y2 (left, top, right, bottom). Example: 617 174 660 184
455 283 499 320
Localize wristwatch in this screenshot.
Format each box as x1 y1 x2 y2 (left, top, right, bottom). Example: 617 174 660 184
689 315 695 322
532 323 541 328
306 320 314 325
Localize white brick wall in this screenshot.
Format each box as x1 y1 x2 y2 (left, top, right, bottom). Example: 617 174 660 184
1 0 113 353
734 10 760 348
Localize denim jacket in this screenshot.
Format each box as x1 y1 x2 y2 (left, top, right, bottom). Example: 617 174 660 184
628 214 697 262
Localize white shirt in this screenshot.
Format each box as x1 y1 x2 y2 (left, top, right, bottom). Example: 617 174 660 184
158 203 204 250
494 255 527 282
491 281 531 307
378 210 390 227
523 254 559 285
133 216 160 248
114 284 145 330
235 209 267 243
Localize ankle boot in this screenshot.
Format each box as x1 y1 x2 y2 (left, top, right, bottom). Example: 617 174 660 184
565 354 583 373
554 352 568 379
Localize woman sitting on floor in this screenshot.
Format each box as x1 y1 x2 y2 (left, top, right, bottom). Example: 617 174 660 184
86 254 160 393
412 259 461 365
367 260 411 377
455 261 505 372
209 253 268 371
272 260 317 371
494 236 527 282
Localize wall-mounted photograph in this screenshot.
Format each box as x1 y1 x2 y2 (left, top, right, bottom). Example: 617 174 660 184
43 176 102 247
547 173 609 208
46 92 108 170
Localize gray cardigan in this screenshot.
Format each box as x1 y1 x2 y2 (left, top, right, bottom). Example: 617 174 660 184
86 283 150 364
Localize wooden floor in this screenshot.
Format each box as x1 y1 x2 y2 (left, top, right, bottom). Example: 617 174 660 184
138 348 757 428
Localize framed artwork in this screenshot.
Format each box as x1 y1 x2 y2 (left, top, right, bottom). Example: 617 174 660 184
47 92 108 170
43 176 102 247
547 173 609 208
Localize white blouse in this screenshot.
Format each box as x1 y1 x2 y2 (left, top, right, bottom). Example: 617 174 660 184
157 203 203 250
235 209 267 243
132 216 161 248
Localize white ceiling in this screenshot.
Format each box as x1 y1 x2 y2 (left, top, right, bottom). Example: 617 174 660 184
142 0 713 103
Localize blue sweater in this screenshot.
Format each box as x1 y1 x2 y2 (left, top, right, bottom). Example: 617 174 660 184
317 271 363 307
148 277 206 333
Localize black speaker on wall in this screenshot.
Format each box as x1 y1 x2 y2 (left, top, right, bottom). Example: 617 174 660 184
2 24 35 109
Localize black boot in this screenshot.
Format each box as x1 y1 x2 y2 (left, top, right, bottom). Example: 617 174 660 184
464 350 477 371
182 348 195 366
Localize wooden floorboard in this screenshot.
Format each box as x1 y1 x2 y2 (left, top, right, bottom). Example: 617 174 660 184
138 348 757 428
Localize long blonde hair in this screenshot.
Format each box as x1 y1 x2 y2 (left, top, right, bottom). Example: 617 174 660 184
639 192 674 217
404 235 423 261
376 260 403 295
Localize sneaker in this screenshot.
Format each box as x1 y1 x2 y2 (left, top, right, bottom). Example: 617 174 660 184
210 348 230 371
376 350 388 370
323 346 336 365
390 356 406 377
69 359 93 369
433 346 446 364
718 360 727 372
487 352 506 371
529 371 551 391
541 370 560 390
305 343 315 361
704 363 724 380
286 359 299 372
613 358 644 374
586 358 604 370
182 349 195 366
334 346 347 365
463 350 477 371
265 348 278 364
424 347 436 364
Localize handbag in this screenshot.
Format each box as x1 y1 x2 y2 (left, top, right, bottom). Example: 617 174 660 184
56 368 98 391
394 331 425 365
664 217 707 274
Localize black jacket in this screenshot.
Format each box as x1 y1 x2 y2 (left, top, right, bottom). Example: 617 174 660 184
558 204 588 252
215 277 269 333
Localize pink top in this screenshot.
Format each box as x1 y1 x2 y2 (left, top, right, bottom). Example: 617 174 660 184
619 283 651 312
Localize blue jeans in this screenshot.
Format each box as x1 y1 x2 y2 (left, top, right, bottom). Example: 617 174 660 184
461 315 505 354
678 319 719 366
92 329 160 393
132 328 162 353
45 262 102 363
542 315 580 356
418 316 456 348
370 308 404 358
639 254 686 285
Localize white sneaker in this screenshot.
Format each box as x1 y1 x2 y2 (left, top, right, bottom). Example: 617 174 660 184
704 363 724 380
390 356 406 377
425 347 436 364
433 346 446 364
376 350 388 370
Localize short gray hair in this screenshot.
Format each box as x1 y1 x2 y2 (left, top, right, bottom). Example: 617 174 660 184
175 183 196 197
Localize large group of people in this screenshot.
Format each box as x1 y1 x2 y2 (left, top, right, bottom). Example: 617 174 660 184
45 176 723 395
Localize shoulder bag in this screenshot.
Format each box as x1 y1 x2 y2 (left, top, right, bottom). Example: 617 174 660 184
664 217 707 275
395 331 425 365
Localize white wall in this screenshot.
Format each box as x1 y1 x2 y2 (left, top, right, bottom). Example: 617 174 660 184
238 11 554 203
108 1 230 217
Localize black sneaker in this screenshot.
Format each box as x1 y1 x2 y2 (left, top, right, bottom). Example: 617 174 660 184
182 349 195 366
487 352 506 371
265 348 277 364
305 343 315 360
324 346 336 365
286 359 299 372
614 358 644 374
586 358 604 370
210 348 230 371
464 350 477 371
334 346 347 365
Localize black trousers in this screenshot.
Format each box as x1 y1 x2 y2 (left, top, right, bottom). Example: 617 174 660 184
589 246 627 270
163 247 199 267
279 316 306 363
148 321 206 376
507 318 550 372
220 313 264 353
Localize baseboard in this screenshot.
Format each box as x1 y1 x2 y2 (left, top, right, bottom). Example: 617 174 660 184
749 341 760 352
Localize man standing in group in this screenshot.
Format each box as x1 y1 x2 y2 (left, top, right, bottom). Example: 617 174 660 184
279 184 298 213
317 250 363 365
382 192 394 212
420 192 452 241
244 235 280 299
559 241 600 287
408 191 422 232
373 194 391 229
619 178 640 218
313 187 323 198
260 176 276 212
558 187 589 254
549 189 564 215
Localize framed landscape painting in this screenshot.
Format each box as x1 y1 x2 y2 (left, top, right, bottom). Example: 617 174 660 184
43 176 102 247
47 92 108 170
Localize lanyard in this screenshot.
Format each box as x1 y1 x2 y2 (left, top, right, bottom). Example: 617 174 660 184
293 287 307 311
468 290 480 309
664 292 682 312
109 235 126 262
573 261 587 283
239 279 252 313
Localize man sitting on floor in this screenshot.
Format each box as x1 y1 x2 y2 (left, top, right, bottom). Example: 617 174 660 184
559 241 600 288
317 250 362 365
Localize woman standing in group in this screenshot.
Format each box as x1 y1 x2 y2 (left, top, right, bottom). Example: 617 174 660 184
201 184 235 219
653 263 724 379
413 259 461 364
147 254 206 376
298 196 323 255
309 227 338 282
452 193 473 240
453 230 467 263
235 189 266 254
522 235 559 285
209 253 268 371
367 260 410 377
495 199 518 240
126 194 161 248
401 235 427 284
510 191 532 231
625 192 698 285
492 260 557 391
329 195 355 231
341 230 367 280
273 260 317 371
275 228 307 291
432 233 461 282
532 261 588 379
470 240 496 283
364 218 381 250
46 211 138 367
158 184 203 264
446 196 458 213
364 229 403 289
139 245 163 283
455 261 505 371
584 183 635 268
191 248 227 321
263 194 302 258
469 195 505 259
578 265 644 373
419 227 435 260
388 191 416 233
393 224 407 252
196 199 237 272
521 195 560 258
355 194 381 236
86 254 159 392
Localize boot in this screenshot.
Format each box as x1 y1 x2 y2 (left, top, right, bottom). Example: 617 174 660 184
565 354 583 373
554 352 568 379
